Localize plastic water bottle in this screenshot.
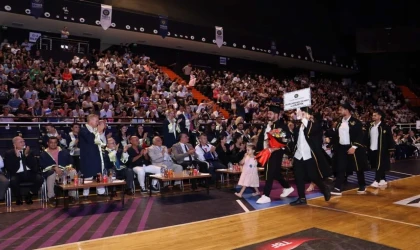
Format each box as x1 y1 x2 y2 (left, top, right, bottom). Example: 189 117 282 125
103 169 108 183
62 169 68 185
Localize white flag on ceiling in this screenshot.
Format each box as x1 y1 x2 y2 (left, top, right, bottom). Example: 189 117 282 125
306 45 314 61
100 4 112 30
215 26 223 48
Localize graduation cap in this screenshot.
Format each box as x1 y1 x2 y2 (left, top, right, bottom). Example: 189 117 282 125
268 105 281 113
340 102 354 112
301 107 313 115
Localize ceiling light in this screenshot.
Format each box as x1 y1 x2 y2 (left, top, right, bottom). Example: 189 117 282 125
242 45 246 49
298 56 301 59
252 47 255 50
276 51 279 54
126 25 130 30
79 18 84 23
305 57 308 60
95 20 100 25
233 43 236 47
25 9 31 14
4 5 11 11
284 53 287 56
111 23 116 27
202 38 206 42
71 17 75 21
190 36 194 40
44 12 50 18
153 29 158 34
212 40 216 43
223 41 226 45
140 27 144 32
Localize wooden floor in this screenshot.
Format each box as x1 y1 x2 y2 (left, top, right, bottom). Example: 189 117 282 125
42 175 420 250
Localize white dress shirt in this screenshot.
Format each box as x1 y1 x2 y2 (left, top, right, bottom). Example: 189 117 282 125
370 122 381 151
180 143 191 161
17 151 31 173
195 144 217 161
339 116 351 145
294 118 312 160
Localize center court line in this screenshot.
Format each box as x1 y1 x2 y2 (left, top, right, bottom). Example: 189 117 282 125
308 204 420 228
236 200 250 212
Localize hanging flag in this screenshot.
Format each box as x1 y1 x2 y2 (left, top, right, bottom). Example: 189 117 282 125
31 0 44 19
306 46 314 61
215 26 223 48
159 15 168 39
100 4 112 30
270 41 277 56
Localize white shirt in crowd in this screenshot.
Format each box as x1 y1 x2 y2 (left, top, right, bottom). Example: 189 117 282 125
100 109 113 119
370 121 381 151
294 118 312 160
195 144 217 162
183 65 192 76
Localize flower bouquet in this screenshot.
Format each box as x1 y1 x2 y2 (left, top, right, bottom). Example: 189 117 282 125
256 128 287 166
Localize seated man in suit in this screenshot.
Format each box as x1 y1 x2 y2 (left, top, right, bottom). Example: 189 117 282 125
103 137 134 195
5 136 43 205
171 133 209 175
127 136 161 193
148 136 183 187
40 137 76 204
0 155 9 202
195 133 227 183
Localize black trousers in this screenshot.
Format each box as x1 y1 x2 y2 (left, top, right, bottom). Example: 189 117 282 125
207 160 227 182
369 150 386 182
10 171 43 198
263 161 290 197
334 145 366 190
115 168 134 190
72 155 80 172
0 173 9 200
294 158 327 199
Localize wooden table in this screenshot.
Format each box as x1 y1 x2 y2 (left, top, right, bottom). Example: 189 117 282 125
149 173 212 196
57 180 127 209
216 168 265 187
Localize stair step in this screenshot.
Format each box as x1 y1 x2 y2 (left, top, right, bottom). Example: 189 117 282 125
160 66 229 119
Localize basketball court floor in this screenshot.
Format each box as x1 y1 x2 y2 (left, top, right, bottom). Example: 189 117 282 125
0 159 419 249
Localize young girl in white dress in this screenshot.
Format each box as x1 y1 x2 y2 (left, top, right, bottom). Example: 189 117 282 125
235 144 260 198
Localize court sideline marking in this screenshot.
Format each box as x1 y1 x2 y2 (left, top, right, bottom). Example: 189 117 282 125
308 204 420 228
390 170 413 176
236 200 250 212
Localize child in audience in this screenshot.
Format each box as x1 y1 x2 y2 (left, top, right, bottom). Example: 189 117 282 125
235 144 260 198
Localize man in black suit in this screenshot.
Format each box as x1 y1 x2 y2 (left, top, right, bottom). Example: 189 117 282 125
5 136 43 205
256 105 294 204
366 110 395 188
331 102 369 196
289 108 331 206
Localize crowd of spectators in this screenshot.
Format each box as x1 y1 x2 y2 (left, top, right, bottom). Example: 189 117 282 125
0 38 419 163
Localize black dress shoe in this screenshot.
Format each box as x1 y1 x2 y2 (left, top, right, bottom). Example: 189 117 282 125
324 185 331 201
25 195 33 205
124 190 133 196
289 198 307 206
16 200 23 205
